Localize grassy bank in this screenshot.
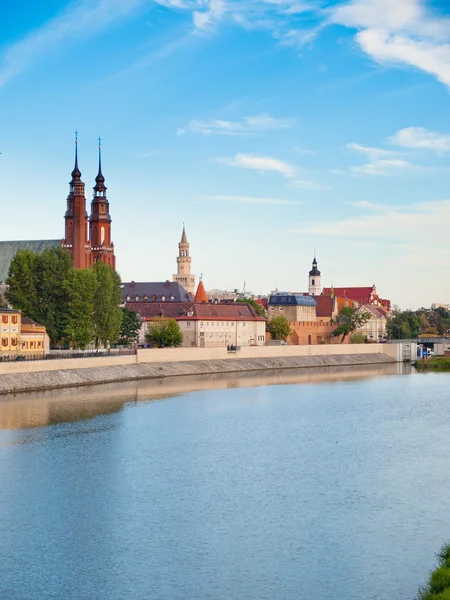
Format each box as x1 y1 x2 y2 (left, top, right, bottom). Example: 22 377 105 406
416 357 450 371
416 544 450 599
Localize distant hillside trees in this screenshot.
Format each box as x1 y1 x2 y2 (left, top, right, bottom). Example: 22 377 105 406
6 248 122 349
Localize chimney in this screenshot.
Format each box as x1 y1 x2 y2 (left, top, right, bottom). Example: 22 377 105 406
130 281 135 288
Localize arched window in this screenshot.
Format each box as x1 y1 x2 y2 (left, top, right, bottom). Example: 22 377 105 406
101 226 105 244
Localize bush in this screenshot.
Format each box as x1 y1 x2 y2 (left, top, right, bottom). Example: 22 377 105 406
416 544 450 600
349 331 367 344
416 358 450 371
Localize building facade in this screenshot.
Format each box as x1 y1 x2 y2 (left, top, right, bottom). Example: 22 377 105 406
1 309 49 357
173 226 195 296
62 136 116 270
268 294 317 322
133 301 266 348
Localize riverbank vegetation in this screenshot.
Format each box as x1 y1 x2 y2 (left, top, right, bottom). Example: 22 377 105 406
415 357 450 371
416 543 450 599
388 307 450 339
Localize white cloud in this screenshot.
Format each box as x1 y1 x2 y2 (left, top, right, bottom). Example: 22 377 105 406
216 153 298 178
288 198 450 247
351 158 422 176
389 126 450 153
330 0 450 89
346 143 396 159
288 179 329 190
178 113 295 136
208 194 303 205
193 0 227 30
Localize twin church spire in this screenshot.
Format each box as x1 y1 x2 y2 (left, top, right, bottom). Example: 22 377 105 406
62 134 115 271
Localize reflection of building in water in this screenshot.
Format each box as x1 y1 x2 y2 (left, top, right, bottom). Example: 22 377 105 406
0 363 409 432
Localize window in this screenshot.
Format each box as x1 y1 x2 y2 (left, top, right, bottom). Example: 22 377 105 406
11 338 17 346
279 306 283 311
1 338 7 347
126 295 131 302
270 306 274 311
12 315 18 325
135 295 140 301
38 341 42 348
186 321 191 327
312 279 315 286
1 315 8 324
144 295 148 301
161 295 166 302
170 295 175 301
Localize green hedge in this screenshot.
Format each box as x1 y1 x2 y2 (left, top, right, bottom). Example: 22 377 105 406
416 357 450 371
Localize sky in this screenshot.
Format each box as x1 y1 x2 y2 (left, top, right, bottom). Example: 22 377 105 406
1 0 450 309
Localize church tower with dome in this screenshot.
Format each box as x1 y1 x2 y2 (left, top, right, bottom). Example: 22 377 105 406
308 254 321 296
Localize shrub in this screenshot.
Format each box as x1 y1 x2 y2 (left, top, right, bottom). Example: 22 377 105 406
349 331 367 344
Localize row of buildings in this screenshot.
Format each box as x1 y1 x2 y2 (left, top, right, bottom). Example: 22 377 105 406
0 138 393 354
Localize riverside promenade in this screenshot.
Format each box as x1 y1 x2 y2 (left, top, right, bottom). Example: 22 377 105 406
0 344 404 396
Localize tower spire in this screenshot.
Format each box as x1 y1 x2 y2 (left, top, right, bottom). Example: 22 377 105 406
181 223 187 244
94 136 106 193
71 130 81 182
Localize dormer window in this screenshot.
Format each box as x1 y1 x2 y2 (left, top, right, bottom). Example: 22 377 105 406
126 295 131 302
170 294 175 301
152 295 157 302
135 295 139 301
144 295 148 301
161 295 166 302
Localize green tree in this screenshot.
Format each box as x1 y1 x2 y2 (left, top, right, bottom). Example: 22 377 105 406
332 307 371 343
92 262 123 347
64 269 98 349
237 297 266 317
266 315 292 340
35 248 73 346
6 249 39 317
387 311 421 339
118 306 141 346
146 317 183 347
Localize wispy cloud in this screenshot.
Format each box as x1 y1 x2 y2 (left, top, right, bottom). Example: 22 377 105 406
178 113 295 136
342 135 429 176
288 199 450 253
216 152 326 189
0 0 147 88
216 153 298 178
208 194 303 205
330 0 450 89
389 126 450 154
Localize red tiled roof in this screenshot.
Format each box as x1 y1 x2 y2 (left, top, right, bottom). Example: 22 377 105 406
21 316 45 327
315 295 334 318
128 301 266 322
323 287 374 304
194 281 208 304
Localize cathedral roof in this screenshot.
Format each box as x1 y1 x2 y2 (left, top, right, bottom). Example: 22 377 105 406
194 280 208 304
0 240 61 283
268 294 317 307
309 257 321 277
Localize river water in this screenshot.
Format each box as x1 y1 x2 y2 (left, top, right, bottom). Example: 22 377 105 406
0 364 449 600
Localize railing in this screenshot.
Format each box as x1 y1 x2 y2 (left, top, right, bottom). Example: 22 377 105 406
0 348 137 362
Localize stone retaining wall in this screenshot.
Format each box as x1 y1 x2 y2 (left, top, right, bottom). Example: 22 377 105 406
0 352 395 395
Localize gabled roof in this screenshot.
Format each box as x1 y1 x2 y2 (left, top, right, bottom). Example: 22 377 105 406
21 316 46 327
323 286 374 304
130 301 266 322
0 240 60 282
122 281 193 303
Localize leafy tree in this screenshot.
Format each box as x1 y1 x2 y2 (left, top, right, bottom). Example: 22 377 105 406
35 248 73 346
332 307 371 343
236 297 266 317
64 269 98 349
6 249 39 317
118 306 141 346
266 315 292 340
92 262 123 347
387 311 421 339
146 317 183 347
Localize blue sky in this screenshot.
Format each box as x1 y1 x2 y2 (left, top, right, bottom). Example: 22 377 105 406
1 0 450 308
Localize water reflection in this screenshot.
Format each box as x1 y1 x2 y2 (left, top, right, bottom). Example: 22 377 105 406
0 362 410 431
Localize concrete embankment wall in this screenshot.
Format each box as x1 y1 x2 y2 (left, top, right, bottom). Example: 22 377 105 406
0 344 397 395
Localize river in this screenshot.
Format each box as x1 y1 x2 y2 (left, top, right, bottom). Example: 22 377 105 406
0 364 449 600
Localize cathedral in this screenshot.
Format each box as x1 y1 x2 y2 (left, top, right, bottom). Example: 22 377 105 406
0 135 116 282
62 135 116 270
